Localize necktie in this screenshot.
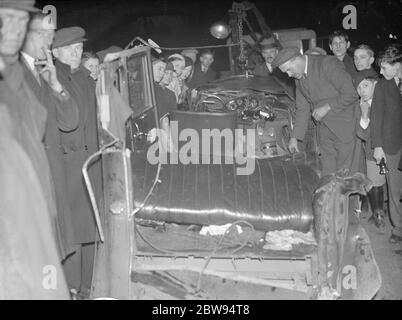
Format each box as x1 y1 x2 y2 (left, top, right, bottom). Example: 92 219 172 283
32 64 42 85
398 78 402 96
267 64 272 73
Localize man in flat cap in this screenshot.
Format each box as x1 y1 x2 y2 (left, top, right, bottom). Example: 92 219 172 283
0 0 70 299
52 26 101 298
273 46 359 176
253 38 280 77
253 38 295 98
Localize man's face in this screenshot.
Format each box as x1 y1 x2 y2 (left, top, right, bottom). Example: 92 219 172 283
171 59 185 77
279 57 305 79
0 8 29 57
354 49 374 71
152 61 166 83
53 42 84 70
261 48 278 64
179 65 192 80
160 70 173 86
380 62 400 80
357 79 376 101
200 53 214 69
83 57 100 79
329 36 350 58
24 17 55 60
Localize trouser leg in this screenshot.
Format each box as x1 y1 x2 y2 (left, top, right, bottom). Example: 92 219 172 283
334 135 357 174
318 125 337 176
386 149 402 237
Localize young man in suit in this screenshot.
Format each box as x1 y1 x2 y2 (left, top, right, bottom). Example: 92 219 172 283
352 44 379 214
354 44 376 74
354 72 386 231
187 49 217 89
370 45 402 243
272 47 359 176
329 30 357 78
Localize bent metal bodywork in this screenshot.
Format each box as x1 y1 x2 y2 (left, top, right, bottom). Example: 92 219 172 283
89 45 381 300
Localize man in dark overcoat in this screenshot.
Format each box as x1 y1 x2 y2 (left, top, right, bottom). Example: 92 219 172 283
0 0 70 298
21 13 79 260
52 26 101 296
0 0 66 254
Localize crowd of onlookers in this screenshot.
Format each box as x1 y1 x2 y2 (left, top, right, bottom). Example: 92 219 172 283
0 0 401 300
0 0 223 300
266 30 402 248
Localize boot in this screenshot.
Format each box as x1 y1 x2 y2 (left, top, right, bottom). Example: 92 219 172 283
367 185 386 232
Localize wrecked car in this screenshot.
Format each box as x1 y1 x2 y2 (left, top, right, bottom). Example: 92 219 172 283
86 39 382 300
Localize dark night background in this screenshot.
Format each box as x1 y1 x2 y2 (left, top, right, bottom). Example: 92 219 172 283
35 0 401 71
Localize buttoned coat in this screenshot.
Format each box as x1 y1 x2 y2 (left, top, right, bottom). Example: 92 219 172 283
55 60 101 244
370 77 402 164
21 56 79 257
292 55 359 144
187 62 217 89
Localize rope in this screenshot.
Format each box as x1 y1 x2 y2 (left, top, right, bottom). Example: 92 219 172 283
157 43 240 51
127 42 240 52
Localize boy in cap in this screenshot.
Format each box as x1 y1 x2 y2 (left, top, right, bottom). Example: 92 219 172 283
272 46 359 176
354 72 386 231
52 26 101 297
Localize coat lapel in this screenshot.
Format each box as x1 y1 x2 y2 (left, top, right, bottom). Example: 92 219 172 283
20 57 43 99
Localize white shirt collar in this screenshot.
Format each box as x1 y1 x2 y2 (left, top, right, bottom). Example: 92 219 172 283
361 98 373 105
304 55 308 76
266 62 272 72
21 52 36 72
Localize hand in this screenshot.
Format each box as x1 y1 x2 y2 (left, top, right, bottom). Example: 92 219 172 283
35 48 63 93
373 147 386 164
312 104 331 122
360 101 370 120
288 137 299 153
